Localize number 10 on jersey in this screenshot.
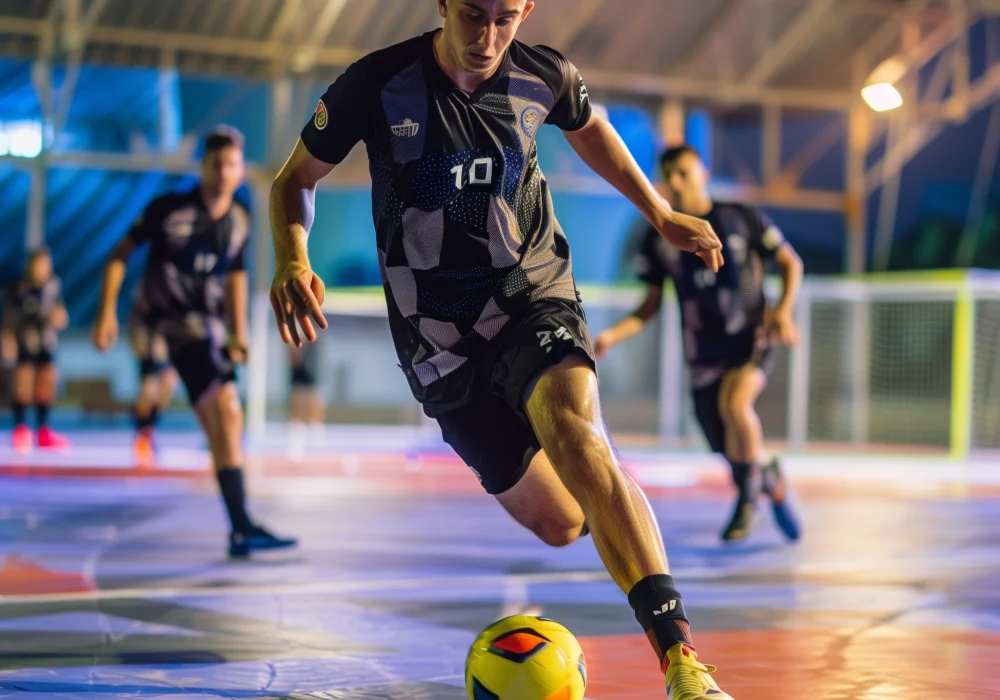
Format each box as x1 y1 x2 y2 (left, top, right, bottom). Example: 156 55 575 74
451 158 494 190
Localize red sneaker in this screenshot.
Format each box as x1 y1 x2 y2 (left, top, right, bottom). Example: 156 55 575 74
12 425 32 453
36 426 70 451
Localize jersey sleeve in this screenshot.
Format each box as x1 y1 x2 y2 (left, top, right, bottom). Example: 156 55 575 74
127 196 170 245
747 208 786 262
633 226 671 287
537 47 593 132
301 61 377 165
228 204 251 274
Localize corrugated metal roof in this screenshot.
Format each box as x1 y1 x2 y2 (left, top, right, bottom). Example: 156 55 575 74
0 0 964 92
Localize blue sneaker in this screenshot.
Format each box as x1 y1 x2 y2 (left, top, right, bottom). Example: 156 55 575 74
229 524 298 558
762 459 801 541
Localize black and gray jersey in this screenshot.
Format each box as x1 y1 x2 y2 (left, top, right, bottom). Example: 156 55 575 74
301 31 592 404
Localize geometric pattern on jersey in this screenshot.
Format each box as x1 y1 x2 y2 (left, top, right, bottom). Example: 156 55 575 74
128 186 249 346
634 202 784 369
302 33 591 401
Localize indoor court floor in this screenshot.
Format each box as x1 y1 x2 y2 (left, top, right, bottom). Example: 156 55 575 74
0 427 998 699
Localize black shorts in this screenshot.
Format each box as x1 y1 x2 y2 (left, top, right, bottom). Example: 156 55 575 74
16 345 53 366
690 331 774 454
434 299 596 495
168 339 236 406
128 310 171 377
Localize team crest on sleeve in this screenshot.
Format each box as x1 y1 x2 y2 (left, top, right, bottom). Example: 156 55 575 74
763 225 785 250
313 99 328 130
578 75 589 103
520 106 541 137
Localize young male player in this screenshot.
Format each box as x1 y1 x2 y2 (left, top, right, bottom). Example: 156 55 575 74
127 290 178 460
93 127 297 558
269 2 734 697
596 145 803 543
2 248 70 452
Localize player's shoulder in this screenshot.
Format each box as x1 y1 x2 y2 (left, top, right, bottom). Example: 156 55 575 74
145 190 191 217
228 200 251 227
510 41 571 69
508 41 574 83
352 32 433 86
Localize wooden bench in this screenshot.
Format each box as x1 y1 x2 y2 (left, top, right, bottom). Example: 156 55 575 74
63 378 130 420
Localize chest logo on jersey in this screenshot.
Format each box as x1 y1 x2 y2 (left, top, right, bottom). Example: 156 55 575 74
727 235 748 265
520 106 542 137
314 99 328 131
391 118 420 138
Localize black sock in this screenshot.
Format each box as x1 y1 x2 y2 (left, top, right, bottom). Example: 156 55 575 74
628 574 693 673
728 461 757 503
134 407 159 433
12 402 26 427
35 403 50 429
216 467 252 532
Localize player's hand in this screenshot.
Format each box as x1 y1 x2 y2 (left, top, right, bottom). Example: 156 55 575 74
227 336 249 365
594 332 613 359
656 210 724 272
763 306 799 348
92 312 119 352
270 260 328 347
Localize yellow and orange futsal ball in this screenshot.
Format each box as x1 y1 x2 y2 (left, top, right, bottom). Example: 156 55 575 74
465 615 587 700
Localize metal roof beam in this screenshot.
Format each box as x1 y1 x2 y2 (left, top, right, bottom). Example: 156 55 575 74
583 68 853 111
744 0 837 86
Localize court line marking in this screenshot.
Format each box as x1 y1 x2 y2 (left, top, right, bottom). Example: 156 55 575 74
1 547 993 606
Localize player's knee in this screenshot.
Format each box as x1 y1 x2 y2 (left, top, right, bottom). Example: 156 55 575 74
532 517 585 548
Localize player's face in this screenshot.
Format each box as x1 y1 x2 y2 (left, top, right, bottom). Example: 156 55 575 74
28 253 52 285
663 152 710 211
439 0 535 74
201 145 245 198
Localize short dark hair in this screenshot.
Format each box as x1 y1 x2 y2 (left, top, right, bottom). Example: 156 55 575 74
659 144 701 172
202 125 245 157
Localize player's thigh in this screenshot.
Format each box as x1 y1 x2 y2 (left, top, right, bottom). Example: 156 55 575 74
169 339 241 459
690 379 726 454
719 363 768 418
495 449 585 547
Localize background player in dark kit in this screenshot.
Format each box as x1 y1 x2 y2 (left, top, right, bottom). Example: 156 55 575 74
93 127 296 558
597 145 804 543
2 248 70 452
269 2 736 697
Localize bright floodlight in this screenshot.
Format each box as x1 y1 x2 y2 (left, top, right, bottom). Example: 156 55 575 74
862 83 904 112
3 121 42 158
863 57 906 112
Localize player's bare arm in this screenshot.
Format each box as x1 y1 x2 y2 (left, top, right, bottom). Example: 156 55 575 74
767 243 803 348
269 139 334 347
563 115 724 272
92 235 136 352
594 285 663 358
225 270 249 364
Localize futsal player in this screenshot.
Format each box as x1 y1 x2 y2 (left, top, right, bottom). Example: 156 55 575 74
93 126 297 558
596 145 803 543
270 2 734 697
3 248 71 452
127 290 178 460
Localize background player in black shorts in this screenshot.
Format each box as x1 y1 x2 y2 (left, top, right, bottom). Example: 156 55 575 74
127 290 178 461
287 321 325 425
2 248 70 452
596 145 804 543
93 127 296 558
268 2 734 697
